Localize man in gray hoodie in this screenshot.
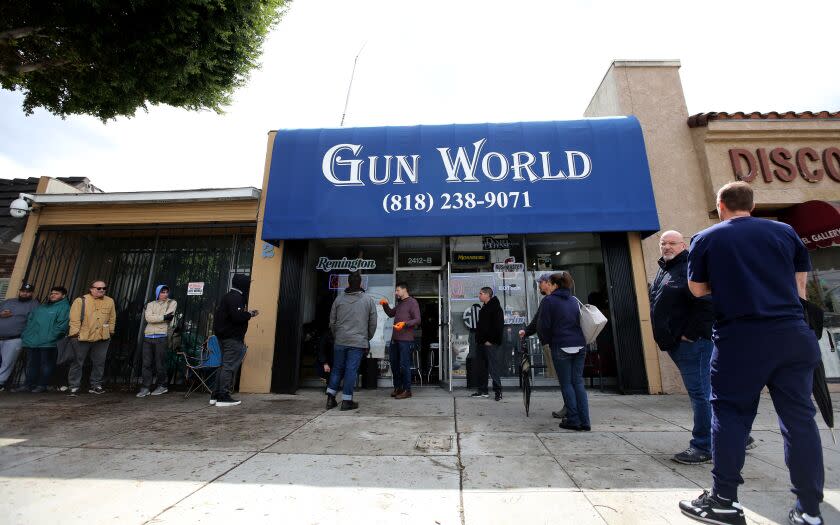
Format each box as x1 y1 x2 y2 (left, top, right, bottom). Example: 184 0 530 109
326 272 377 411
0 283 40 391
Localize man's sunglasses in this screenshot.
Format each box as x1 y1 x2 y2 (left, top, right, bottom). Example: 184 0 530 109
92 287 107 291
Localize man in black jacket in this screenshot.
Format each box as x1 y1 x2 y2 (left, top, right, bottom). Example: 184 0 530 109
472 287 505 401
211 274 258 407
650 230 754 465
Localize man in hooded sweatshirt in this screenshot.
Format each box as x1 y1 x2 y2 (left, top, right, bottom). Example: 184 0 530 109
212 274 258 407
0 283 39 391
473 286 505 401
137 285 177 398
326 271 377 411
20 286 69 392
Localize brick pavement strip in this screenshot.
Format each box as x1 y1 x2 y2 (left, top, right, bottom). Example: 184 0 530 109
0 389 837 524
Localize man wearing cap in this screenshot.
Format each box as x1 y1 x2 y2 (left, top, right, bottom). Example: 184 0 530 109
520 272 565 418
0 283 40 391
68 280 116 395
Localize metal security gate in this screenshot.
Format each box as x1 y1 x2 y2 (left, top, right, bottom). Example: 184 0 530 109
24 225 255 388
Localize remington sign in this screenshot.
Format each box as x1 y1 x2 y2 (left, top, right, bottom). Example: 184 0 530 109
315 257 376 272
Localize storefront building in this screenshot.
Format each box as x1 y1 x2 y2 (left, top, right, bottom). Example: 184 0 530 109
245 118 663 394
8 186 260 387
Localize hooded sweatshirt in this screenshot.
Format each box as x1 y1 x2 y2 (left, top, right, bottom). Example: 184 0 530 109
330 287 377 349
213 274 253 341
144 284 177 338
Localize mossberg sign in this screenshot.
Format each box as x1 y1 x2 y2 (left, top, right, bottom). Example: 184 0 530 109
729 147 840 183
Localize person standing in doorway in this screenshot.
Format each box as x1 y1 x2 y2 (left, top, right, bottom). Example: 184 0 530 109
212 274 258 407
679 182 825 525
651 230 757 465
20 286 69 392
137 285 177 398
327 271 377 411
0 283 40 391
67 280 116 395
472 287 504 401
381 281 420 400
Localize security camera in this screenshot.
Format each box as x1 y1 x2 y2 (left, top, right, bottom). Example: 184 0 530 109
9 195 31 218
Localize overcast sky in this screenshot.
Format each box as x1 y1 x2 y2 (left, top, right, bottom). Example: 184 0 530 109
1 0 838 193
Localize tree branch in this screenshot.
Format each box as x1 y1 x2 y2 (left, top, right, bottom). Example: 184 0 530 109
17 59 70 74
0 27 44 41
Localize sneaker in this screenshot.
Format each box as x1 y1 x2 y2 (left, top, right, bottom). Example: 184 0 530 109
326 394 338 409
88 386 106 395
470 391 489 398
68 387 79 397
31 386 46 393
340 400 359 411
673 447 713 465
494 391 503 401
789 506 824 525
745 436 757 451
390 389 403 398
0 384 5 392
136 388 151 398
215 394 241 407
12 386 31 393
209 394 217 406
59 386 69 392
150 386 168 396
395 390 412 399
552 407 568 419
679 490 746 525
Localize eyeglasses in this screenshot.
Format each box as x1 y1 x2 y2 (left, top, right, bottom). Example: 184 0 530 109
92 287 107 291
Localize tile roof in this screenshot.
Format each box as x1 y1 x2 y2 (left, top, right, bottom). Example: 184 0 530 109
687 111 840 128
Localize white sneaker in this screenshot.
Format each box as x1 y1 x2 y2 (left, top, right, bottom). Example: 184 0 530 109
150 386 168 396
136 388 151 398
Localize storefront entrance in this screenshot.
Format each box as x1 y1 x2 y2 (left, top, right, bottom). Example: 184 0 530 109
274 233 630 393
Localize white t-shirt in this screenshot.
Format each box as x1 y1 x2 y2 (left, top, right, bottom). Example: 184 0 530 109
561 346 583 354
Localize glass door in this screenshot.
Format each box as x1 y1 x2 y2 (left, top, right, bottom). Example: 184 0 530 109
440 264 451 390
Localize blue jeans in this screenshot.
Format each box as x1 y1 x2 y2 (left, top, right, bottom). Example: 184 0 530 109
327 345 365 401
26 347 57 389
389 340 413 392
667 338 713 453
552 347 589 427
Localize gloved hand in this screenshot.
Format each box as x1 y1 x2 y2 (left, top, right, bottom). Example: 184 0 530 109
394 322 406 331
163 312 175 321
379 298 389 306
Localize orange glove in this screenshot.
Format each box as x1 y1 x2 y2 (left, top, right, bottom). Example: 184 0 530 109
394 322 406 331
379 298 389 306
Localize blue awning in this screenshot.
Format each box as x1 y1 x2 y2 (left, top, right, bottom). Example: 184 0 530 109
262 117 659 241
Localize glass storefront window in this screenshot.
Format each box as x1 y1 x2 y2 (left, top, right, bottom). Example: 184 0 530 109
448 235 527 379
524 233 612 383
807 245 840 380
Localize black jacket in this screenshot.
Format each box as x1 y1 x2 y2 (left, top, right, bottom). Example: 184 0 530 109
523 300 543 340
649 250 714 351
213 275 253 341
476 296 504 346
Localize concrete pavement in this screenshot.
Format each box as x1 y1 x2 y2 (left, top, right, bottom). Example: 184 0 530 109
0 387 838 524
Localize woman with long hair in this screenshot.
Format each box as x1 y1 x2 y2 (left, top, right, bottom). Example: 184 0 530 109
538 271 590 431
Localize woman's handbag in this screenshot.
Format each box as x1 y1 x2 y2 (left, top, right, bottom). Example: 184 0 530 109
56 296 85 365
575 297 608 345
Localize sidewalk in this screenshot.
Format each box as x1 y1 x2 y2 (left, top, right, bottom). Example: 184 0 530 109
0 387 837 524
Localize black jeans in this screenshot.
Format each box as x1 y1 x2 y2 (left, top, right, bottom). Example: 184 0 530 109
25 347 57 389
141 337 169 389
474 343 503 394
214 338 246 395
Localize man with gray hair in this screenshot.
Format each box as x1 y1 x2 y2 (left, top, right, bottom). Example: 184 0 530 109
520 273 564 417
651 231 722 464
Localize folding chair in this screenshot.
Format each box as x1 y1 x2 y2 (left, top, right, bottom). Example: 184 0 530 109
180 335 222 399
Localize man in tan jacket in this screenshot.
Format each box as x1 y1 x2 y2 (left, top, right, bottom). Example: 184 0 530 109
67 280 116 395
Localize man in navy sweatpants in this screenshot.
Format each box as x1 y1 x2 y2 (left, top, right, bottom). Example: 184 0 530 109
680 181 824 525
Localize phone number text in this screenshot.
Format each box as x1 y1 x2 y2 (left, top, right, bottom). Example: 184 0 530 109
382 192 533 214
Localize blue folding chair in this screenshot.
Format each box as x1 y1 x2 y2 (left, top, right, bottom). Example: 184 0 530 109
180 335 222 399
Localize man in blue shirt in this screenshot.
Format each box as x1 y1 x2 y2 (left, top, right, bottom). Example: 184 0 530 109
680 182 824 525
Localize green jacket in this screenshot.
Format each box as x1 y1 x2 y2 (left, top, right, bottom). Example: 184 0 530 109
21 298 70 348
